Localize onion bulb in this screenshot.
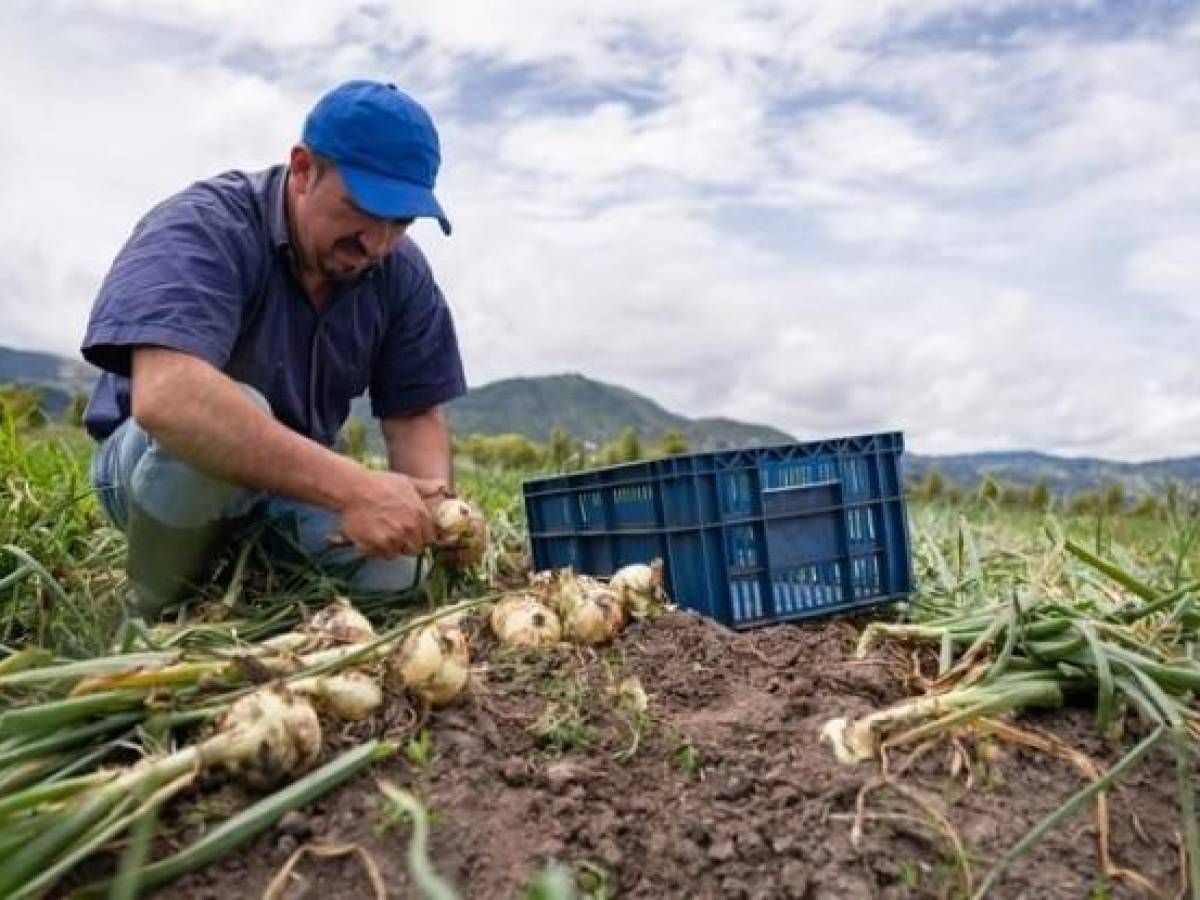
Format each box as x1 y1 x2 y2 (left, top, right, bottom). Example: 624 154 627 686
292 671 384 721
388 619 471 706
305 597 376 646
435 498 477 543
537 569 600 615
609 559 666 618
564 587 623 645
490 595 562 648
205 685 323 789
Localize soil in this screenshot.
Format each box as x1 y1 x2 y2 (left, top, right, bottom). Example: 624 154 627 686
81 611 1196 899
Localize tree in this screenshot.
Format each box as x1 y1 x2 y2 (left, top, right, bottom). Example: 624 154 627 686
1068 492 1100 516
548 425 578 471
922 470 946 502
977 475 1001 505
1101 482 1126 517
617 427 643 463
66 392 88 429
999 483 1028 507
1028 479 1052 513
656 429 689 457
0 386 46 430
1132 494 1160 518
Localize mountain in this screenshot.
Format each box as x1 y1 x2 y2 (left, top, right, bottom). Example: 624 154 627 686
0 345 98 417
3 343 1198 493
439 373 794 450
905 451 1200 497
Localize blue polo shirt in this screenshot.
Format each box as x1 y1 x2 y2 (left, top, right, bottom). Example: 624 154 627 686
81 165 467 446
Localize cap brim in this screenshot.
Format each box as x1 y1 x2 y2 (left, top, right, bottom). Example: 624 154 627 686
337 163 452 236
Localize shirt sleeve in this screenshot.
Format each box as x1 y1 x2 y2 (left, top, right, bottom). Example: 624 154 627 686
370 243 468 419
81 190 257 378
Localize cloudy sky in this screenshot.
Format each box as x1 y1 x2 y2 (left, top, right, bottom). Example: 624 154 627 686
2 0 1198 460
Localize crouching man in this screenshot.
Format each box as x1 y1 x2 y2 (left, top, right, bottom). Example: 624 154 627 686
80 80 481 617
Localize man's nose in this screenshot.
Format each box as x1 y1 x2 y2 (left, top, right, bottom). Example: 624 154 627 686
357 221 400 258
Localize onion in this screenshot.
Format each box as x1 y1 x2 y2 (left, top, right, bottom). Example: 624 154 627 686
306 597 376 646
388 619 471 706
435 498 476 543
292 671 384 721
609 559 665 617
565 588 622 645
536 569 600 615
490 595 562 648
205 685 323 789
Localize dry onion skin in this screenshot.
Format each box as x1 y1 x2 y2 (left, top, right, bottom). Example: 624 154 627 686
205 685 323 789
491 595 562 648
388 619 471 707
305 597 376 646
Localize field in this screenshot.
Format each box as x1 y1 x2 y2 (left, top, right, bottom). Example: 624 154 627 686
2 422 1199 898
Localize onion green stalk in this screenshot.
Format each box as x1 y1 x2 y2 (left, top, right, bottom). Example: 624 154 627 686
71 739 397 899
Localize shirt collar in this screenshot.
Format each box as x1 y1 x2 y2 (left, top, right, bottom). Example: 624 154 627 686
266 166 291 253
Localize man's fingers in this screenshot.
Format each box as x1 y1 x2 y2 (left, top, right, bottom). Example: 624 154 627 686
411 478 453 499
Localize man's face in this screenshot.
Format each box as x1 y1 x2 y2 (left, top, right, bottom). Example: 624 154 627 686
289 148 411 284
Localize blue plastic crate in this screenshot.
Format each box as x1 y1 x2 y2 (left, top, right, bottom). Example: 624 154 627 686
522 431 912 629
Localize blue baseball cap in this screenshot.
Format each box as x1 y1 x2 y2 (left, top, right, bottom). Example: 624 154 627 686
302 80 451 235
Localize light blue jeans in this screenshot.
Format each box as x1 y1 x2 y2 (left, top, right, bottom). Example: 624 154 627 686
90 386 420 594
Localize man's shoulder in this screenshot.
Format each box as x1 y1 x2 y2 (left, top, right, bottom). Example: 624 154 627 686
140 166 283 240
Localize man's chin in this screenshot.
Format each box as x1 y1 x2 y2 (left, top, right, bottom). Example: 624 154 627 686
321 261 368 284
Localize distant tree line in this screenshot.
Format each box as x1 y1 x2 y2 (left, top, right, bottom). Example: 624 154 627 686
454 425 690 473
907 469 1193 519
0 385 87 431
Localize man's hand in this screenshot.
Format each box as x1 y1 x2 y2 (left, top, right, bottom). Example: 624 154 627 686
338 472 437 558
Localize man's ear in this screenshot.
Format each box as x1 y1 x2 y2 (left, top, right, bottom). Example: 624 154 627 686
289 145 316 193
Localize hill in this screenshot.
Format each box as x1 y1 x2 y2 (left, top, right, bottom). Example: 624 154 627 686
905 451 1200 497
438 372 794 450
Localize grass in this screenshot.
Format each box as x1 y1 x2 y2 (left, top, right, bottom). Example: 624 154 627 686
1 421 126 657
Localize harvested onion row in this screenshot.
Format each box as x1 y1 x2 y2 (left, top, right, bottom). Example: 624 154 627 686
0 684 323 898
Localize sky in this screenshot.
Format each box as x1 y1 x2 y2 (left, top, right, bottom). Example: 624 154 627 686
1 0 1198 460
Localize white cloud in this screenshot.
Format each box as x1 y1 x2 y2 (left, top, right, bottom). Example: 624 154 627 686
2 0 1199 461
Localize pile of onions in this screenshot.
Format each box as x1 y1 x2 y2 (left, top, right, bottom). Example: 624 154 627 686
549 571 623 646
490 594 562 648
388 617 471 706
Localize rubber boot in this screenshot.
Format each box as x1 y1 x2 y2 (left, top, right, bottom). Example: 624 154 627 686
125 501 229 619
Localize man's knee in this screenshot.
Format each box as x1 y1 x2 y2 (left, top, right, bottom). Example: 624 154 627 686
123 382 271 529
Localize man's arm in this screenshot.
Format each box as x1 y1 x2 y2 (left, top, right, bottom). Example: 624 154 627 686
381 406 453 490
132 347 435 557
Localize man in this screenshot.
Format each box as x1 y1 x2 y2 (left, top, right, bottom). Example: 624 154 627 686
81 80 479 618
